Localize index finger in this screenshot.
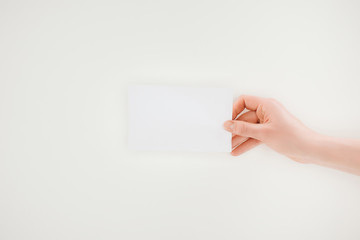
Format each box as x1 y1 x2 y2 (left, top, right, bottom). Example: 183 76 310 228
232 95 264 119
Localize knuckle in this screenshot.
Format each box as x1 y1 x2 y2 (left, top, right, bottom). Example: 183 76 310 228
266 98 284 109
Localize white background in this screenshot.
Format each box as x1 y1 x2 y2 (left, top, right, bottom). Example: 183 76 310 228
1 0 360 239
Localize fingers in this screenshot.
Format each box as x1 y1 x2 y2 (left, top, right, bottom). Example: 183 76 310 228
232 110 259 138
224 120 266 140
235 110 259 122
232 111 259 148
232 95 265 119
232 135 248 149
231 138 261 156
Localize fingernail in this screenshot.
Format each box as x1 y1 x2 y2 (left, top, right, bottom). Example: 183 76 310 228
223 121 234 131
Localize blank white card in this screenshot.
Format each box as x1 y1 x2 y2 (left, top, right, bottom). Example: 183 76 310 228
128 85 233 152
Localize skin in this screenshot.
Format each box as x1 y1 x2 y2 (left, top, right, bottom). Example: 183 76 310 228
223 95 360 176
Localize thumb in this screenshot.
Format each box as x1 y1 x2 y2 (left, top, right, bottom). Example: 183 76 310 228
223 120 265 140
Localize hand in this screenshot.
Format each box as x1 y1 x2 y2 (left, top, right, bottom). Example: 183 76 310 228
223 95 360 175
223 95 318 163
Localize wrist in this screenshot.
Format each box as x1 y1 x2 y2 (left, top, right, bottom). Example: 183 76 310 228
300 133 344 167
294 131 327 164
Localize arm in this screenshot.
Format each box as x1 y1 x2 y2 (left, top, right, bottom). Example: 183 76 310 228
223 95 360 175
305 135 360 175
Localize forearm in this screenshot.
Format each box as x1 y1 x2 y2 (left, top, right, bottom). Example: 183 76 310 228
306 134 360 175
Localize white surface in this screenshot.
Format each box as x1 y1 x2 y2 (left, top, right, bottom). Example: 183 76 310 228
1 0 360 240
128 85 232 152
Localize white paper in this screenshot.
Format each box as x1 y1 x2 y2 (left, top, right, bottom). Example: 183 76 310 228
128 85 232 152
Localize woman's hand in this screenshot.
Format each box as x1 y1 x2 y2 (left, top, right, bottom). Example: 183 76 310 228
223 95 360 175
223 95 317 162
